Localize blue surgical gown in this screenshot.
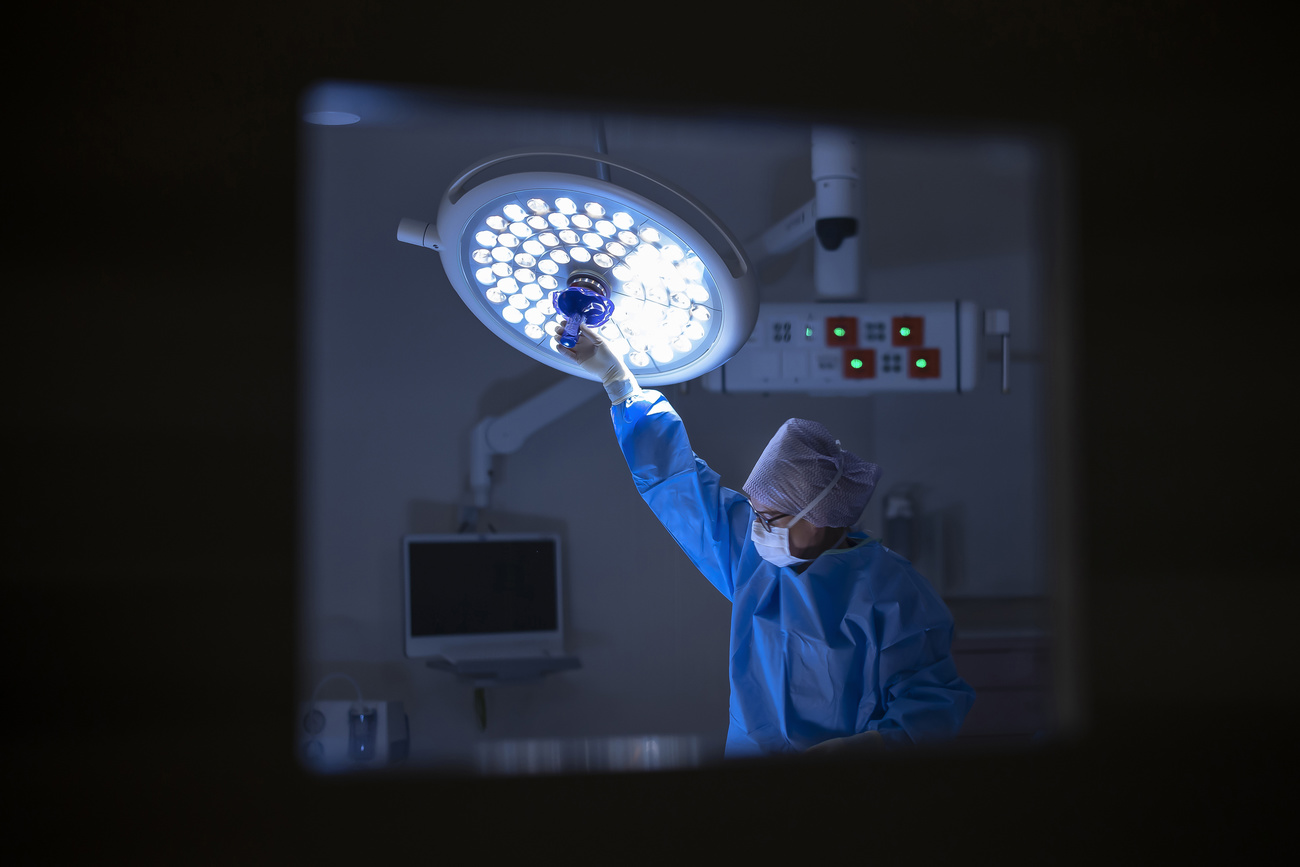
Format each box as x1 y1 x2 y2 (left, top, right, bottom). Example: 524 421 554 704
612 389 975 756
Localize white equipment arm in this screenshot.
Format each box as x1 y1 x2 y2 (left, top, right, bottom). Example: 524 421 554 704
470 375 601 509
744 126 861 300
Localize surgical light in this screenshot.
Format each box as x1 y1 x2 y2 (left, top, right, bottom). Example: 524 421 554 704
398 149 757 386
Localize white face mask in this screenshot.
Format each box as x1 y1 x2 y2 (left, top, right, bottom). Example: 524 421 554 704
750 452 845 568
750 522 812 568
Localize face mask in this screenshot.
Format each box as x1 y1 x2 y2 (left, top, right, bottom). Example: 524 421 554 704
750 449 845 568
750 522 812 568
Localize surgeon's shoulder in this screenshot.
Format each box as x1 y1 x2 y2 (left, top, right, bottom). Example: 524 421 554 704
854 538 927 586
875 543 952 613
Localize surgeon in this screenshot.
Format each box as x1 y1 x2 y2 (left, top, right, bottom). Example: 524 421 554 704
554 321 975 757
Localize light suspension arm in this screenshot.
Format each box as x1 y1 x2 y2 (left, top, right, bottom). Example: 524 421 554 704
747 198 816 261
811 126 861 300
744 126 862 300
469 375 601 509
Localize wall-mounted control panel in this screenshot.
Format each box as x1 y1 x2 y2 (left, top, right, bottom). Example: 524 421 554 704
701 301 980 394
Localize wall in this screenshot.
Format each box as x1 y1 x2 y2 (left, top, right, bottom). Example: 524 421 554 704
858 133 1047 600
297 88 1052 768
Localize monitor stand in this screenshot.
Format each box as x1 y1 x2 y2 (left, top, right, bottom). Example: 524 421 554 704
426 655 581 731
426 654 581 684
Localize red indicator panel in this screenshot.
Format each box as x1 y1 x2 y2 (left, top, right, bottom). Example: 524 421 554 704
825 317 858 347
843 349 876 379
907 348 941 378
891 316 925 347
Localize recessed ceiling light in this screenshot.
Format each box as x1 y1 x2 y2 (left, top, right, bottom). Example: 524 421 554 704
303 111 361 126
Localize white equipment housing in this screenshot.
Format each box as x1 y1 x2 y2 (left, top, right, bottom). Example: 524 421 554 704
297 700 408 772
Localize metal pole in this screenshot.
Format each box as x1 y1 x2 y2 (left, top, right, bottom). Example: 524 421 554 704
593 115 610 182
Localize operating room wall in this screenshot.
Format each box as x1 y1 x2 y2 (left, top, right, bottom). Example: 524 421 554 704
857 134 1047 603
298 99 1048 765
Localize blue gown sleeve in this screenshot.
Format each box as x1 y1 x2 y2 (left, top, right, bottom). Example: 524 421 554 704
865 561 976 744
610 390 751 601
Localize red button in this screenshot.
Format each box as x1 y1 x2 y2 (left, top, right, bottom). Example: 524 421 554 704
843 349 876 378
826 317 857 346
891 316 925 347
907 348 940 378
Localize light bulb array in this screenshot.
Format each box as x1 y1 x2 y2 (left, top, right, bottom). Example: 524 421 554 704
461 190 720 371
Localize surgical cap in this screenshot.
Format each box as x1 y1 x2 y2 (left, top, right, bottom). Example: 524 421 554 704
742 419 881 528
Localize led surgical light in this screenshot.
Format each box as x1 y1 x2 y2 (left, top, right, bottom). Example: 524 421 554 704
399 149 757 385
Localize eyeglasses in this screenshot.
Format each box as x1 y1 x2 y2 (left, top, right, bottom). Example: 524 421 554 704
749 504 788 533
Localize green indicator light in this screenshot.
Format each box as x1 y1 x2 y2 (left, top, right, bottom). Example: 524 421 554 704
899 326 911 337
833 327 846 337
916 358 927 368
805 327 813 338
851 358 863 369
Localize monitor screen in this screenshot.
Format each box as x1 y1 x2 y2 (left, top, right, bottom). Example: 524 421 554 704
405 535 559 638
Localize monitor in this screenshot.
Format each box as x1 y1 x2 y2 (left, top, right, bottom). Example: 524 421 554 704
402 533 563 660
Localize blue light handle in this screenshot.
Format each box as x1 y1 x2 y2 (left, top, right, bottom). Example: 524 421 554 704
551 274 614 349
559 312 585 349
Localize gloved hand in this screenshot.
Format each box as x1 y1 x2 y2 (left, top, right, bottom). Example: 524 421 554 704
550 320 641 405
804 730 885 758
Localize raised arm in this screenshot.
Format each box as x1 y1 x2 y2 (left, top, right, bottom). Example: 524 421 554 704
551 323 752 600
611 389 752 601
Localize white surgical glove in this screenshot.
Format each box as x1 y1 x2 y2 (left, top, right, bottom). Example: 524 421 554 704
551 321 641 405
804 730 885 757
